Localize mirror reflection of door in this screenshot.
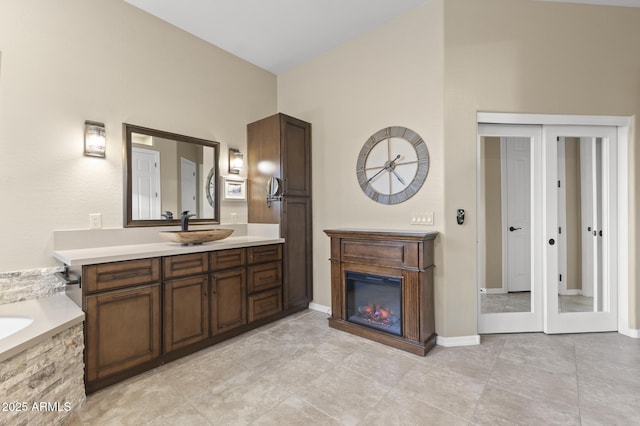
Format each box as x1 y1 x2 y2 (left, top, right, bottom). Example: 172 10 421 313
132 147 161 220
555 136 605 313
481 136 532 314
180 157 197 216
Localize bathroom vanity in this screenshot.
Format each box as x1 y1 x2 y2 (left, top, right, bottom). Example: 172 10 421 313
54 236 289 393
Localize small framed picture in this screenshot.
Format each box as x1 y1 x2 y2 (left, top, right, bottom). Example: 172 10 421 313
222 176 247 201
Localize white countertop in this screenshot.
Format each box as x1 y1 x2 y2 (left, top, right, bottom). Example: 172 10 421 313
0 294 85 363
53 235 285 266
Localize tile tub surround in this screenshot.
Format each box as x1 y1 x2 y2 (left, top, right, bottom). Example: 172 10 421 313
0 267 66 305
0 294 85 363
67 310 640 425
0 323 85 426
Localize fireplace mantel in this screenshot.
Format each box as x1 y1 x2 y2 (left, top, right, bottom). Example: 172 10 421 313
324 229 438 356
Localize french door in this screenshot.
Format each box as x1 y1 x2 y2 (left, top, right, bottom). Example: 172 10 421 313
543 125 618 333
478 123 619 334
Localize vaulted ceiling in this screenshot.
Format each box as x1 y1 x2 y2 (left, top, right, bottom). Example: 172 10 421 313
123 0 640 74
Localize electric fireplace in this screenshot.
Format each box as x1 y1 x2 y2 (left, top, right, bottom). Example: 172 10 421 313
346 272 402 336
324 229 438 356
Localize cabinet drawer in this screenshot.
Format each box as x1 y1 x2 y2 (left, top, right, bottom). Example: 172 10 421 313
247 262 282 293
248 288 282 322
163 253 209 279
210 248 246 271
84 258 160 293
247 244 282 265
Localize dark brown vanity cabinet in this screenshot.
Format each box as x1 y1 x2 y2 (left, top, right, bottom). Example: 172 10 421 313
81 243 284 393
247 245 283 321
163 253 210 353
83 259 162 391
248 113 313 313
210 249 247 335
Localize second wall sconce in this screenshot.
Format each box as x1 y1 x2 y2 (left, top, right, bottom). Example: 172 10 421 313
84 120 106 158
229 148 243 174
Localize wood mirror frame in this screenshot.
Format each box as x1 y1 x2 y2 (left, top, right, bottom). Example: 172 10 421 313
123 123 220 227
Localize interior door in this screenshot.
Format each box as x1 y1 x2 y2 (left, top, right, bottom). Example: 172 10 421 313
503 137 531 292
132 147 161 220
543 125 618 333
181 157 197 215
478 124 543 333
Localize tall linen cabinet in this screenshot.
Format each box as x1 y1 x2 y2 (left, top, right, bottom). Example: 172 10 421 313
247 113 312 312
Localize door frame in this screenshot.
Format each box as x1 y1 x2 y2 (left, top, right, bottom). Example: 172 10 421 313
477 112 630 336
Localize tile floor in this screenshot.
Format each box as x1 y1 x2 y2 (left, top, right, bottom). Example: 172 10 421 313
482 293 595 314
66 310 640 425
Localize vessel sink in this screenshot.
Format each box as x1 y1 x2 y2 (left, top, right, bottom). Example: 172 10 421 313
159 229 234 245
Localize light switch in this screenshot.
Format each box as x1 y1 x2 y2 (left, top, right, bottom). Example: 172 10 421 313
425 211 434 226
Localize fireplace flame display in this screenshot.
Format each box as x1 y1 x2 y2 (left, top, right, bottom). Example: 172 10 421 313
355 304 399 329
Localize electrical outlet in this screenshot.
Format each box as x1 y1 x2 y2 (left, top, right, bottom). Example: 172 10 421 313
89 213 102 229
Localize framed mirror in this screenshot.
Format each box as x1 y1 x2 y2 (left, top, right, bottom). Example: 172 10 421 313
123 123 220 227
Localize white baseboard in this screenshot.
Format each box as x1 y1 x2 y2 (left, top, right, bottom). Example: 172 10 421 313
436 335 481 347
619 327 640 338
308 302 331 315
559 289 581 296
481 288 506 295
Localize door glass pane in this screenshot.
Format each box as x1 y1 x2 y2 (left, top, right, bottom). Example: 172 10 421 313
556 137 604 313
480 136 532 314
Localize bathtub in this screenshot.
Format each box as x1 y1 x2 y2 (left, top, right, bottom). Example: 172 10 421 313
0 294 84 362
0 316 34 340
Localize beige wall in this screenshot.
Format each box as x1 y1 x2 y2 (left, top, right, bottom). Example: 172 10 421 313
443 0 640 333
0 0 276 271
277 1 445 326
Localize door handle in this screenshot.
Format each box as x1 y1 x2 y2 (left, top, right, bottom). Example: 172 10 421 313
509 226 522 232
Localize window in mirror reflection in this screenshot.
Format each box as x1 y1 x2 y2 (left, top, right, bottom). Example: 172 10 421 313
480 136 532 314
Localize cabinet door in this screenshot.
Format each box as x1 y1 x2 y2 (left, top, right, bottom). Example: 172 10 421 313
85 284 161 382
281 114 311 197
282 196 312 309
164 275 209 353
210 269 247 335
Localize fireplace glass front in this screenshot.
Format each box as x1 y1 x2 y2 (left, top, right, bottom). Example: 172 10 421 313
345 271 402 336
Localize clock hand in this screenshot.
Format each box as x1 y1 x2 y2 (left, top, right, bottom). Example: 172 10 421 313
367 166 387 183
366 155 402 183
391 169 405 185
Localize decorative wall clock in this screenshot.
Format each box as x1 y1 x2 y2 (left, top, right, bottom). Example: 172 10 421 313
356 126 429 205
205 167 216 207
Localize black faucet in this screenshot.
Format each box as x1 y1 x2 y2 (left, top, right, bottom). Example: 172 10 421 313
181 211 196 231
161 211 174 220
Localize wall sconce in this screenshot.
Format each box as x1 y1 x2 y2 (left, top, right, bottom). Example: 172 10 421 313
84 120 106 158
229 148 243 174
